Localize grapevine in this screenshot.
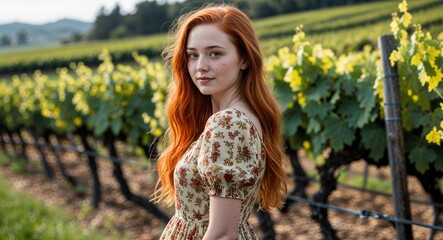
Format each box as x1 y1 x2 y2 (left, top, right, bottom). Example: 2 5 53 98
267 25 383 161
389 0 443 146
266 0 443 173
0 50 169 151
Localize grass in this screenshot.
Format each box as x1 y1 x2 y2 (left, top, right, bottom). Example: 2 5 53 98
338 168 393 194
0 34 166 70
0 152 24 172
0 170 125 240
306 164 393 194
0 42 59 55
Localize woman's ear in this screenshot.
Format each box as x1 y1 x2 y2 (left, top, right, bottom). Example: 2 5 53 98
240 59 249 70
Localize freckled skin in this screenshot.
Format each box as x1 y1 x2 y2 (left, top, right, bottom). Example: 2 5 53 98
186 23 248 111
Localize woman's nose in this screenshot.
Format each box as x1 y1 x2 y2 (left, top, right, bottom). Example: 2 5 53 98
196 56 209 72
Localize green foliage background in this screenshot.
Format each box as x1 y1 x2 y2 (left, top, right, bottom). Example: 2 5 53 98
1 0 442 74
0 0 442 176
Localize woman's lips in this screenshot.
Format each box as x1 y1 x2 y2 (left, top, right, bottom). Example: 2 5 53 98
197 77 213 83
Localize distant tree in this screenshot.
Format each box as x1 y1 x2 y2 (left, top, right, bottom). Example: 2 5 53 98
62 31 84 44
129 1 169 35
246 0 279 18
17 30 28 45
89 4 123 40
231 0 249 11
165 1 182 21
0 34 12 46
84 0 381 40
110 25 131 39
270 0 300 14
293 0 308 10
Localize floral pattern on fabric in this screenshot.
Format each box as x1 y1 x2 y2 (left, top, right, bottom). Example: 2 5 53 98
160 108 265 240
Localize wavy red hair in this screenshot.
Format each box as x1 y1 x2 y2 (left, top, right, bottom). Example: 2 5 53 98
153 4 288 210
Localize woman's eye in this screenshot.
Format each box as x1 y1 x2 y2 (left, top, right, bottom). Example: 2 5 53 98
210 52 221 57
188 53 198 58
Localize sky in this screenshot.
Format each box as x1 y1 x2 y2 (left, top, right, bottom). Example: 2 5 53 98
0 0 146 25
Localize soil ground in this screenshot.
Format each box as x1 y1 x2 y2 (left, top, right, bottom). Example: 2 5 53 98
0 144 442 240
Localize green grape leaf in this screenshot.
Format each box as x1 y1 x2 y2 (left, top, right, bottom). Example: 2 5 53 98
142 100 156 116
350 65 363 79
111 118 123 135
435 57 443 73
415 93 431 112
283 108 302 136
354 108 372 128
305 100 334 118
360 125 386 161
423 39 441 49
311 133 326 158
423 61 436 77
307 118 321 134
408 146 437 173
92 102 113 135
329 88 341 104
337 97 371 128
305 77 331 101
323 115 355 152
402 106 422 129
128 127 140 144
94 120 110 136
434 160 443 172
273 80 294 111
339 75 356 96
356 80 375 110
124 100 137 116
337 97 358 117
273 65 288 80
418 112 439 130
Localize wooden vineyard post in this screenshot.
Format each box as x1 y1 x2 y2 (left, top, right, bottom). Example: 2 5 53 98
378 35 413 240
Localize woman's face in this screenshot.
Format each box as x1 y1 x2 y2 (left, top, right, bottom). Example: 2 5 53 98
186 23 248 99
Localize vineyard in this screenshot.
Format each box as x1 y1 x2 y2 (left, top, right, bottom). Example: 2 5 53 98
1 0 443 74
0 0 443 239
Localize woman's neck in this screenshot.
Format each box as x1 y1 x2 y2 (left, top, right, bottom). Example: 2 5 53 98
211 94 244 113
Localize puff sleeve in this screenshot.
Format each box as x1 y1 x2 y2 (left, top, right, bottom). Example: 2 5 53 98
197 110 264 200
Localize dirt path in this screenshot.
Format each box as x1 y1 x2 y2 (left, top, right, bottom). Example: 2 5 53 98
0 150 441 240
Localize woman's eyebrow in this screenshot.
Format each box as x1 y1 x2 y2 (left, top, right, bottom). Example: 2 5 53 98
186 45 226 50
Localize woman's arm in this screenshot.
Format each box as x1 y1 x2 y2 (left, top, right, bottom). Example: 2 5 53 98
203 196 242 240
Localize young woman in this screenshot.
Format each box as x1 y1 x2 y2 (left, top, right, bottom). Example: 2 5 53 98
153 4 288 239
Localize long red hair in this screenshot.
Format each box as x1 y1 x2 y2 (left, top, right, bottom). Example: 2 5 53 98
153 4 288 210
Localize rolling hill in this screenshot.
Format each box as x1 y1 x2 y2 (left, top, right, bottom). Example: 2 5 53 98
0 19 92 45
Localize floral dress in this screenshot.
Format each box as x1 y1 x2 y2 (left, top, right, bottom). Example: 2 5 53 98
160 108 266 240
